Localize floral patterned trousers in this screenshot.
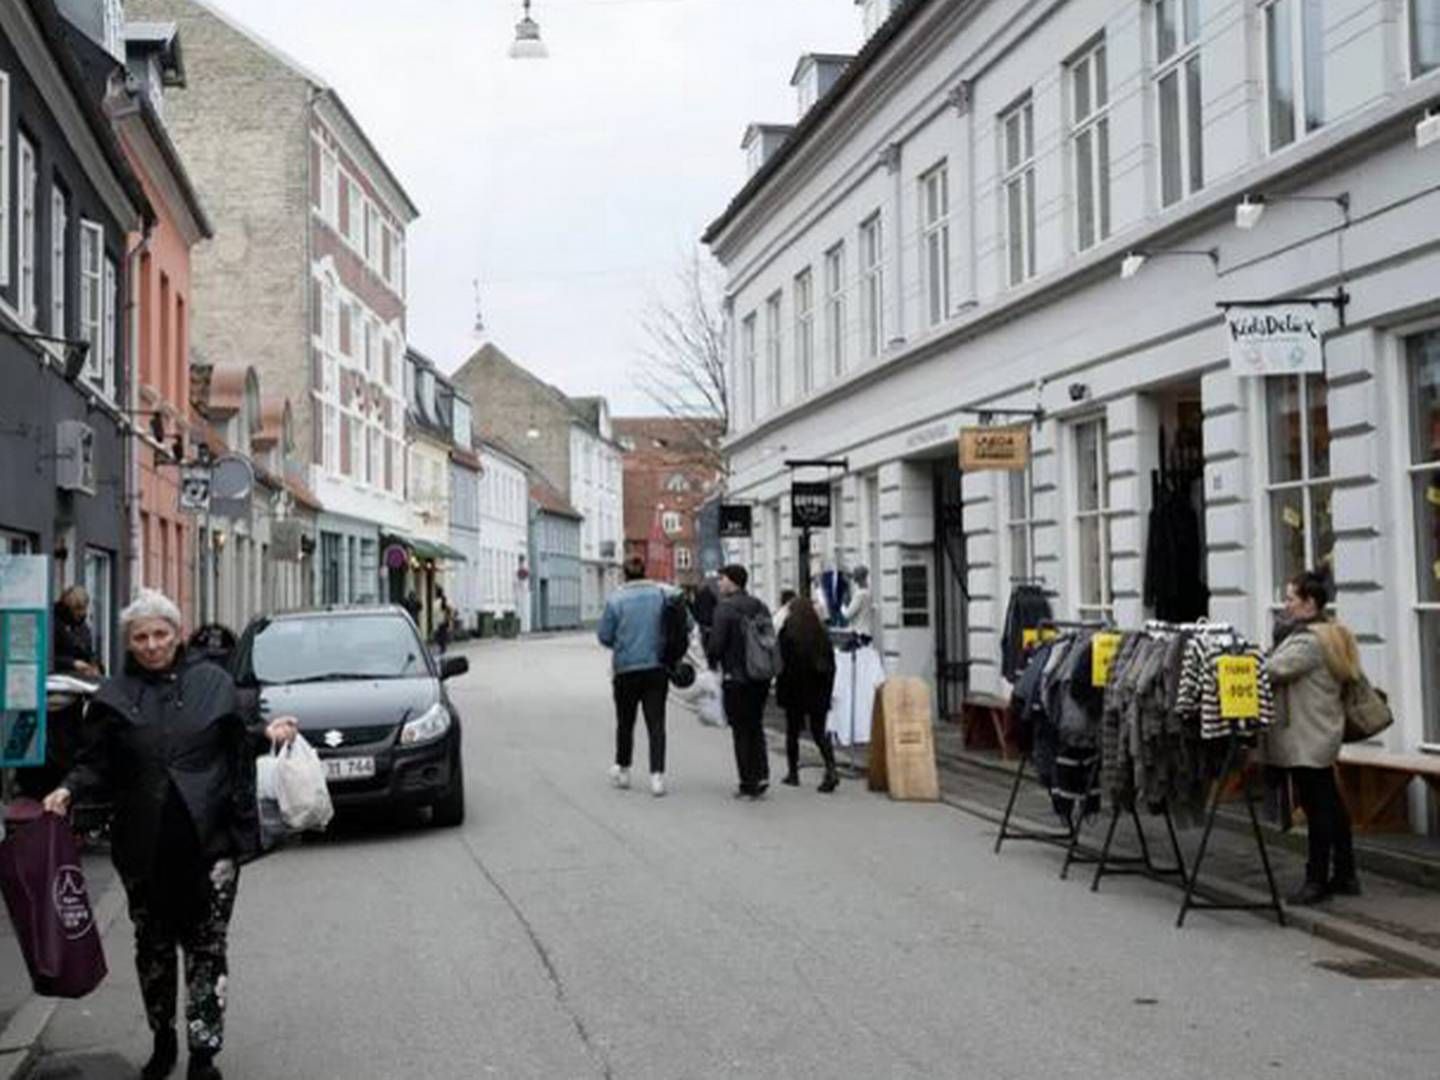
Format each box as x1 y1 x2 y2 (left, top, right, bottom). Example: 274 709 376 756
123 858 239 1055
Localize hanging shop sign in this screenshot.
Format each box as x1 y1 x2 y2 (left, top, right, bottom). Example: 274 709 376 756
1224 302 1324 377
178 465 212 513
958 426 1030 472
0 555 49 768
790 482 832 529
383 544 410 571
718 503 753 540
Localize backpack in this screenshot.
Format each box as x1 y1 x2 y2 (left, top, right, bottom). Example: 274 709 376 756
742 611 783 683
661 590 690 671
1341 673 1394 743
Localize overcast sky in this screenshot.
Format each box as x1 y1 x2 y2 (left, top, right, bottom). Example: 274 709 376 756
205 0 860 412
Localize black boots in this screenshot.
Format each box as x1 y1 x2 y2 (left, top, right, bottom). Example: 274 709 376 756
141 1029 178 1080
1329 874 1362 897
187 1051 222 1080
782 769 801 786
818 767 839 794
1287 880 1330 907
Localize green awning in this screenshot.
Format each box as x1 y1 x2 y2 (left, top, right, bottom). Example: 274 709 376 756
384 533 468 563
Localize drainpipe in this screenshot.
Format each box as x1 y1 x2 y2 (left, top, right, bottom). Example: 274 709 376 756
125 221 154 611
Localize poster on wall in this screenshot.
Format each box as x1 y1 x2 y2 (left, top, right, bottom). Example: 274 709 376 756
1224 302 1325 377
0 555 50 768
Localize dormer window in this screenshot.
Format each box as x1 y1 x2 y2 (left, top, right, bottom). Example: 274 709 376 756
859 0 891 39
790 55 852 122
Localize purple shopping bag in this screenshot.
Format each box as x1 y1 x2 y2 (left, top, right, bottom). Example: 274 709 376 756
0 807 107 998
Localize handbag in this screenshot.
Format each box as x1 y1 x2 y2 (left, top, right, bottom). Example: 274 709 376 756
1341 673 1394 743
0 808 108 998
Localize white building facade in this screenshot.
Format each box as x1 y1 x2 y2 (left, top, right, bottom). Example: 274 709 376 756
477 439 532 630
569 403 625 623
707 0 1440 829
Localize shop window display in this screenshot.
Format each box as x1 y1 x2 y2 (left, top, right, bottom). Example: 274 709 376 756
1266 374 1333 596
1408 330 1440 744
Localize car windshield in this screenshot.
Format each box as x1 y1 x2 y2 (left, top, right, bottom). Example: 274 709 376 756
245 615 424 685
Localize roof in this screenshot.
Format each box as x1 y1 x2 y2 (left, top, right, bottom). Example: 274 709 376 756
475 429 534 473
125 21 184 85
456 342 618 442
789 53 854 86
530 478 582 521
316 89 421 223
741 122 794 149
36 0 153 228
703 0 930 246
450 445 482 471
612 416 725 450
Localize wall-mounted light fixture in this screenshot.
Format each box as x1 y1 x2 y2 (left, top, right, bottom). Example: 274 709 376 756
1233 191 1349 231
0 325 91 381
1119 247 1219 280
1417 109 1440 150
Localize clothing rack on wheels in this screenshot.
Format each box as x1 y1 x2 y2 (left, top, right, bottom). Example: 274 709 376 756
993 618 1108 874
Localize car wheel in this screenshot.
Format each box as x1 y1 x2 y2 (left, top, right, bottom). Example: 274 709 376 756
431 754 465 828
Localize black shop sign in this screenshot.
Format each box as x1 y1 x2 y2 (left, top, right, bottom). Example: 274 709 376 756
790 482 832 529
718 503 753 539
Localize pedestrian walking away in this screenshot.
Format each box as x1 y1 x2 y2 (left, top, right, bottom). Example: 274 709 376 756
705 564 776 799
598 555 688 796
1264 570 1362 907
41 590 300 1080
776 595 839 792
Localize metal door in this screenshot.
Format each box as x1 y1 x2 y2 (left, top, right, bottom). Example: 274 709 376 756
932 461 968 720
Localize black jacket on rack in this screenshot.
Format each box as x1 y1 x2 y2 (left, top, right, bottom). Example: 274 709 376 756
1000 584 1053 682
1143 484 1208 622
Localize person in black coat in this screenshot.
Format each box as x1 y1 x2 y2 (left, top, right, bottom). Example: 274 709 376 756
44 590 297 1080
777 597 839 792
52 585 101 677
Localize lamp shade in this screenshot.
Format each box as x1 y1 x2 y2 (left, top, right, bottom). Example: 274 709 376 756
1235 198 1265 230
1120 253 1147 280
509 9 548 59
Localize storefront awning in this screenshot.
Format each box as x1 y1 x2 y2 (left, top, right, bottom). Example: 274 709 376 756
382 533 468 564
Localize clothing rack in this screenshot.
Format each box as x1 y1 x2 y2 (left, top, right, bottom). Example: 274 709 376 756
993 751 1098 865
1085 802 1189 893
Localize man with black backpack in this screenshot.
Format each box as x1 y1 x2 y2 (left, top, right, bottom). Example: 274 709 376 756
598 555 691 797
705 564 779 799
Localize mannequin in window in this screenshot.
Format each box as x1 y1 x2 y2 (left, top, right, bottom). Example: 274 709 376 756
842 566 874 645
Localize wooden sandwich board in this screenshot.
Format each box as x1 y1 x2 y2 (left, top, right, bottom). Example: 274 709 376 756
867 677 940 802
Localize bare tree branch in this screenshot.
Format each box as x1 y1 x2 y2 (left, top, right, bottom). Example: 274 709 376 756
633 248 728 470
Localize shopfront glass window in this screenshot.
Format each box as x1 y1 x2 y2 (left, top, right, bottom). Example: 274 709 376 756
1007 465 1035 580
1407 329 1440 743
1074 419 1112 618
1267 374 1333 596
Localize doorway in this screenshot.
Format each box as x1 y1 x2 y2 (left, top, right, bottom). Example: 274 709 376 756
1143 384 1209 622
932 460 968 721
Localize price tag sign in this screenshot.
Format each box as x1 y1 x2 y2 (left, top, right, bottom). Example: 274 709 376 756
1218 655 1261 720
1091 632 1122 687
1021 627 1059 650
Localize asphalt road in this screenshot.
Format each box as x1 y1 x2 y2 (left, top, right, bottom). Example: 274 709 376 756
31 634 1440 1079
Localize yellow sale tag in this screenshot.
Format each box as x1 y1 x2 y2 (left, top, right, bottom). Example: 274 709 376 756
1022 627 1060 649
1217 655 1261 720
1091 633 1122 687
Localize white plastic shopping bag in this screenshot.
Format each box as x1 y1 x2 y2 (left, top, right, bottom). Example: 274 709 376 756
274 735 334 832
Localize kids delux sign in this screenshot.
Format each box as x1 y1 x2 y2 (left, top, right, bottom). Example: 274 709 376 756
1224 302 1325 377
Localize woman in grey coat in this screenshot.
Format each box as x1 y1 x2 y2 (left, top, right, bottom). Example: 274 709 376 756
1264 571 1361 906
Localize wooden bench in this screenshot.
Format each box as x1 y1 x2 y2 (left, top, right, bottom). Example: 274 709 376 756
1335 745 1440 833
960 692 1015 761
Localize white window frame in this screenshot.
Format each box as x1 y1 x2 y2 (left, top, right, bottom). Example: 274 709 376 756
50 186 66 335
18 134 36 325
324 404 339 475
675 547 693 572
794 268 814 396
764 291 783 411
79 220 104 387
741 312 758 424
1073 417 1114 621
1264 0 1327 152
0 73 9 288
1403 326 1440 746
320 146 338 226
347 177 364 249
1006 463 1038 583
919 162 951 327
859 213 885 358
1154 0 1204 208
1265 373 1333 603
662 511 681 535
1000 99 1036 287
103 258 117 399
824 242 846 377
1409 0 1440 79
1070 40 1111 253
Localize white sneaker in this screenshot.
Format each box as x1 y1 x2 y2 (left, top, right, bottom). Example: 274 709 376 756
609 764 631 790
650 773 666 798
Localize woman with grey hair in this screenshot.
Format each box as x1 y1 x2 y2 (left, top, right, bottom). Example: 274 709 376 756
43 589 297 1080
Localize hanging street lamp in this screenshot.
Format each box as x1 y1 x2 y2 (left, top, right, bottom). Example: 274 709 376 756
509 0 548 59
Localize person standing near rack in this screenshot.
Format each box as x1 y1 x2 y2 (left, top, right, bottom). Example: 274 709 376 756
1265 570 1362 906
777 596 839 792
706 564 775 798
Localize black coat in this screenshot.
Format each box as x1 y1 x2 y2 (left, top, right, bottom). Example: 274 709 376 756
52 604 98 674
776 625 835 716
705 592 771 683
64 649 268 879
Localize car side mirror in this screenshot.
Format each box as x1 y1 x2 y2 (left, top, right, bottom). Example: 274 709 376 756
440 655 469 681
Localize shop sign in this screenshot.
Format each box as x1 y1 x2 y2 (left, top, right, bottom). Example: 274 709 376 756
790 482 832 529
718 503 753 539
958 426 1030 472
0 555 49 767
1225 302 1324 377
178 465 211 513
383 544 410 571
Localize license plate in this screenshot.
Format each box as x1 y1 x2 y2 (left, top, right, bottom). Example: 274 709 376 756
324 756 375 782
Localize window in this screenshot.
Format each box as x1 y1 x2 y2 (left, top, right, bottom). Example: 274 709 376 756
824 243 846 376
50 187 66 335
366 204 379 262
662 511 681 535
104 259 117 397
339 301 352 356
347 181 364 248
764 291 783 410
740 313 758 424
0 73 8 287
1007 464 1037 581
79 221 104 386
18 135 36 324
1406 329 1440 743
1155 0 1204 207
1 528 34 554
1001 99 1036 286
859 214 885 358
364 318 376 377
324 404 339 474
665 473 690 493
901 564 930 627
83 547 113 670
1266 0 1326 151
1071 41 1111 252
1074 418 1113 619
322 279 337 351
919 163 951 326
1412 0 1440 77
794 268 814 395
1266 374 1333 596
320 147 338 225
675 547 693 572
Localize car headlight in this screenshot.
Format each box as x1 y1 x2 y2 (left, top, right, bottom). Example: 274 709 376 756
400 701 451 747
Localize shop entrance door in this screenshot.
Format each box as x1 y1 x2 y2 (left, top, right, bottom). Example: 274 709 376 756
1143 385 1209 621
932 460 968 721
